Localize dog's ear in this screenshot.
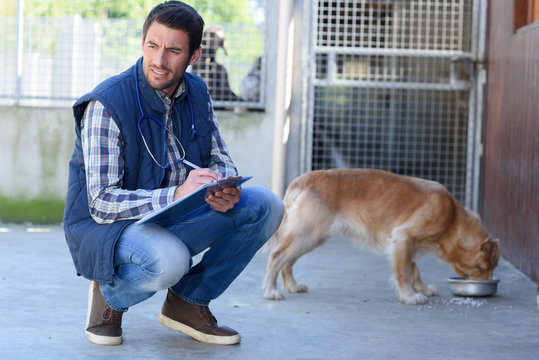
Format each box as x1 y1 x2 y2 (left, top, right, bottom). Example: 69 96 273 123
481 238 500 267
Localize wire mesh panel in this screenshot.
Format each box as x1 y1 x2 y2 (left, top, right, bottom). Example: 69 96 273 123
0 0 266 109
308 0 478 204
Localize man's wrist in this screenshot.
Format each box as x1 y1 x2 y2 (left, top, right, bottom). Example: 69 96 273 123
173 185 184 201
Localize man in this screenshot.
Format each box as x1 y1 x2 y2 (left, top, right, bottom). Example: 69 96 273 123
63 1 283 346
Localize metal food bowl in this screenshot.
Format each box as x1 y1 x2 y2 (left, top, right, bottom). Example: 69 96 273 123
447 276 500 297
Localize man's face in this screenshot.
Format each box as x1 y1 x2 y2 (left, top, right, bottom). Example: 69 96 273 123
142 22 201 97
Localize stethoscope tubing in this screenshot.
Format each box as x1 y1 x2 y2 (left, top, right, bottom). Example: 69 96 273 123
134 60 197 169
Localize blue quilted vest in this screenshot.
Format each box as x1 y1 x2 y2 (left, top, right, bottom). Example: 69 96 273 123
63 58 213 283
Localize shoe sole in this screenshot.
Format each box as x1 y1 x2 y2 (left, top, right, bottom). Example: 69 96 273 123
158 313 241 345
86 281 122 346
85 330 123 346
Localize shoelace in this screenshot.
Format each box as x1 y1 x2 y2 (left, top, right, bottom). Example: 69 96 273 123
102 307 123 327
197 305 217 326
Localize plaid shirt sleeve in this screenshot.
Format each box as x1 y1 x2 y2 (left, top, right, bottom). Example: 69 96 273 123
81 100 176 224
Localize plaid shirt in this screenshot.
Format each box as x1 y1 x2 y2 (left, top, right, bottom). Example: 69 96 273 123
81 82 238 224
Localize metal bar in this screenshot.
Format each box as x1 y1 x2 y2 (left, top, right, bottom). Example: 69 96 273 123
314 46 474 58
270 0 294 198
299 0 313 175
213 100 265 109
464 0 481 210
15 0 24 106
472 0 488 212
303 0 318 174
465 0 480 209
313 79 471 91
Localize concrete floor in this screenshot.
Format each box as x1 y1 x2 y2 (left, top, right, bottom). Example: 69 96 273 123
0 223 538 360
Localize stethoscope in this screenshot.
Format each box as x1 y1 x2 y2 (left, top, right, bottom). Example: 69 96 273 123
135 60 200 170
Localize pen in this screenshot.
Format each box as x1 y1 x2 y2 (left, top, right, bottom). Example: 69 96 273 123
182 159 201 169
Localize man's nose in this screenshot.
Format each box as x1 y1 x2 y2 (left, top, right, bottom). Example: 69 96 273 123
154 49 167 68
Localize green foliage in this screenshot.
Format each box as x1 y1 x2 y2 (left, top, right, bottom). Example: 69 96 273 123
186 0 254 24
23 0 261 24
0 196 65 224
0 1 16 16
24 0 155 19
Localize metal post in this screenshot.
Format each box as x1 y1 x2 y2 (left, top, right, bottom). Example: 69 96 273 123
15 0 24 105
270 0 294 198
472 0 488 213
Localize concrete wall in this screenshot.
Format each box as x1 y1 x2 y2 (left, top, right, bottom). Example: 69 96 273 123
0 106 73 201
0 107 274 204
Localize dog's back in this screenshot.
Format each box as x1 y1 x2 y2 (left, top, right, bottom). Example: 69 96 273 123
273 169 455 252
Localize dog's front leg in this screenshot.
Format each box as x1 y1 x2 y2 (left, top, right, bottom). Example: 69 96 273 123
389 236 428 305
411 262 437 296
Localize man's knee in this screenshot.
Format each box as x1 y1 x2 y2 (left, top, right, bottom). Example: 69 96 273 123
241 186 284 235
124 226 191 291
149 241 191 289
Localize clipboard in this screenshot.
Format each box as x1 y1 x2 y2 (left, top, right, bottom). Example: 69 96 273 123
136 176 252 225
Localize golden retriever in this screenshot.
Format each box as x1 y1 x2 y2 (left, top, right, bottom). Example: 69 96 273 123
263 169 499 305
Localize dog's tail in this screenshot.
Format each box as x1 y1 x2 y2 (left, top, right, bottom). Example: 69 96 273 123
264 178 304 250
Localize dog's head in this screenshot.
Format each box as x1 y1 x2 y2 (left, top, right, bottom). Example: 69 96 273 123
438 210 500 280
449 237 500 280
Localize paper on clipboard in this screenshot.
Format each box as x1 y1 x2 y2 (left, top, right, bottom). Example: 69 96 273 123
136 176 252 225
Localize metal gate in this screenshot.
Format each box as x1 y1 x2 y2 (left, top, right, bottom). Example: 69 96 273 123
303 0 487 210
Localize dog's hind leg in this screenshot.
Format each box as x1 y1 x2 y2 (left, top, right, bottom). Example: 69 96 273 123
263 231 327 299
263 238 291 300
281 260 308 293
264 214 332 299
280 254 310 294
279 227 330 294
264 188 334 300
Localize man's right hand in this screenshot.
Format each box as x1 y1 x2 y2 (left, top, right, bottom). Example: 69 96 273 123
173 168 221 201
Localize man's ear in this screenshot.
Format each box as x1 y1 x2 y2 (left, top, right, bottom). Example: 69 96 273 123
190 46 202 66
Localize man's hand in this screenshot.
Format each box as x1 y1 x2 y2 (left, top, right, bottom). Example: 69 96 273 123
173 169 241 212
205 186 241 212
173 168 220 201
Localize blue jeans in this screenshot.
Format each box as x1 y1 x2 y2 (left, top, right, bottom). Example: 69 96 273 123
100 186 283 312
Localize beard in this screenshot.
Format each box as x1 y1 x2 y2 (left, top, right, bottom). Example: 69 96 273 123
143 63 187 96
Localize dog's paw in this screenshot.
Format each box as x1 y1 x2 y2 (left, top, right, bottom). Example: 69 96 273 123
421 285 438 296
283 283 308 293
400 293 428 305
264 288 285 300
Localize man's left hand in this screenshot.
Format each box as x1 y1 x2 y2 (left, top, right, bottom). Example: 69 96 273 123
205 186 241 212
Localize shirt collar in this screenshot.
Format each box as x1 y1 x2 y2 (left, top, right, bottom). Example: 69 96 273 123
154 79 186 104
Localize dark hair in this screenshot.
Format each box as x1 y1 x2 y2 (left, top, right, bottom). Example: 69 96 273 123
142 1 205 56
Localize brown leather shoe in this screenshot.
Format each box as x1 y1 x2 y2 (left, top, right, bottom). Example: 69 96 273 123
158 290 241 345
85 281 123 345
